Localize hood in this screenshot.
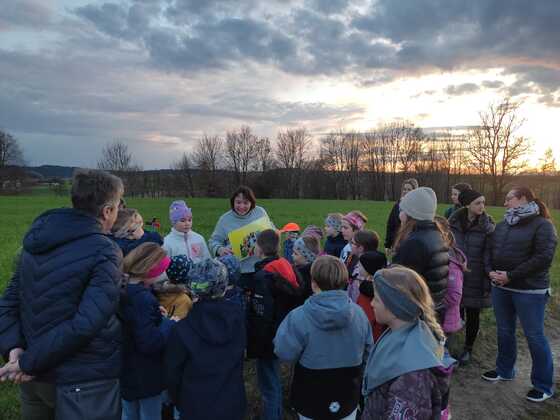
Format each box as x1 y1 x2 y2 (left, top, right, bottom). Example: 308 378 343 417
303 290 354 331
264 257 299 288
23 208 104 254
183 299 242 345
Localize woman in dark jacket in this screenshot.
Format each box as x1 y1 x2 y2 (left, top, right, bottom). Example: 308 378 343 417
482 187 557 403
448 189 495 365
392 187 449 319
384 178 418 254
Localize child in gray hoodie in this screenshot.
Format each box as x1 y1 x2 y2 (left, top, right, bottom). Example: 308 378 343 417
273 256 372 420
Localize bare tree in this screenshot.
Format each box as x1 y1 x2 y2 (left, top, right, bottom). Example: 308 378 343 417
538 147 557 176
0 130 25 167
97 141 140 172
225 126 256 185
276 128 313 197
468 98 532 204
171 152 196 197
255 136 275 172
194 134 223 195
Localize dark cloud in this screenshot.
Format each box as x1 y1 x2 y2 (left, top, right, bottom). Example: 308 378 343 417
445 83 480 96
482 80 505 89
0 1 52 30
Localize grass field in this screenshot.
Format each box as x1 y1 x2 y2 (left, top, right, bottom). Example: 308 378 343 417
1 193 559 419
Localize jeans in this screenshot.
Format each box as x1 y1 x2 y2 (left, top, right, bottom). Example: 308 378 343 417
20 382 56 420
256 358 283 420
122 393 163 420
492 287 554 395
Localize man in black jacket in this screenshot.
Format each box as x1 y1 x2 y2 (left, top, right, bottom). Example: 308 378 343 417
0 169 124 420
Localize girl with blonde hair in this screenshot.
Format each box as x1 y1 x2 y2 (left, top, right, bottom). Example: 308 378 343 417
362 265 452 419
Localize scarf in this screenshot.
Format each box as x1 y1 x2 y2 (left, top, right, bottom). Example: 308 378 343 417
362 321 443 394
504 201 539 226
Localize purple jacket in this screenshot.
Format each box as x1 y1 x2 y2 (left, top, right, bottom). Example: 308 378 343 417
362 368 450 420
443 247 467 334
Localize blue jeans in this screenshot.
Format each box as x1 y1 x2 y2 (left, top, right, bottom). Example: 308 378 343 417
256 358 283 420
122 394 163 420
492 287 554 395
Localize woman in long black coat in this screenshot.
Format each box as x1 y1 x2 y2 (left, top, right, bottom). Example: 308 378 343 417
448 189 495 365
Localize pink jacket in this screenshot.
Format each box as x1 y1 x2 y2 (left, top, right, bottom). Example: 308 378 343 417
443 247 467 334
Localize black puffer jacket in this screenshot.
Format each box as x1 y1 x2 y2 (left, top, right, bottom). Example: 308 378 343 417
392 221 449 308
0 208 123 384
449 209 495 308
490 214 557 290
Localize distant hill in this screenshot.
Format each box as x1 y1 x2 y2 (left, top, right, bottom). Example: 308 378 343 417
26 165 76 179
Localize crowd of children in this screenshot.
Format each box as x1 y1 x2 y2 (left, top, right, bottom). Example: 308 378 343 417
1 171 557 420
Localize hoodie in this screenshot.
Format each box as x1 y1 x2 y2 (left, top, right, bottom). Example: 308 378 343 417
165 298 247 420
274 290 372 419
0 208 122 384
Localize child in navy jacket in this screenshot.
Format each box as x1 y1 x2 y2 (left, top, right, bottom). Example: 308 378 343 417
121 243 177 420
112 208 163 256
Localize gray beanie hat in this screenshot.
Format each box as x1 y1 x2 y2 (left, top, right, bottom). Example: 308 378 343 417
399 187 437 221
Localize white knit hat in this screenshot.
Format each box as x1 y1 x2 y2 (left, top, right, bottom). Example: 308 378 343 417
399 187 437 221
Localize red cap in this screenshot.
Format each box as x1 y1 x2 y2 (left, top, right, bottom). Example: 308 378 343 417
280 222 301 233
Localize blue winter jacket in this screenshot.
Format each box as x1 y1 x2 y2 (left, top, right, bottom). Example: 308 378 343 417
0 208 123 384
121 283 174 401
113 231 163 256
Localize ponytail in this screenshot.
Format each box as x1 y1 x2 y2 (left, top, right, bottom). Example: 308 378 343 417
511 186 551 220
535 198 551 220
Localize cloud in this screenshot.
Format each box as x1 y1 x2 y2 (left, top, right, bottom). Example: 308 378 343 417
444 83 480 96
482 80 505 89
0 1 52 31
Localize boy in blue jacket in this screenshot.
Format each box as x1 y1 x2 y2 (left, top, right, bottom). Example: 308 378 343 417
274 255 372 420
165 259 247 420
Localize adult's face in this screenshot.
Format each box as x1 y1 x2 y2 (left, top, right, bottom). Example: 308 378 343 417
468 196 486 217
504 190 528 209
401 183 414 198
451 188 460 205
233 194 252 216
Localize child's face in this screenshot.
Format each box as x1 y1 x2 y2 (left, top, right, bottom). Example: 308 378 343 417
129 214 144 240
174 216 193 233
254 242 264 259
293 249 307 266
340 220 354 241
324 225 337 237
350 238 364 257
371 292 392 325
451 188 460 205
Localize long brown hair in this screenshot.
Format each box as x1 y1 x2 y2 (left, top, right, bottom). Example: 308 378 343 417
510 186 551 219
378 265 445 343
123 242 167 278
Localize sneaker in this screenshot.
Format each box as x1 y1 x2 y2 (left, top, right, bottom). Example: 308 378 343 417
481 370 513 382
526 389 553 402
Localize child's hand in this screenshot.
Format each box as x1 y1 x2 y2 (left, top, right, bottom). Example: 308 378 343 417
170 316 180 322
159 306 168 317
218 247 233 256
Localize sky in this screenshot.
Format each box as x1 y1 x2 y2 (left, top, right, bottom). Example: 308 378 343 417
1 0 559 169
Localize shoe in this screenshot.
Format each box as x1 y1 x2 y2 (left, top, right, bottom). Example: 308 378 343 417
526 389 553 402
458 350 471 366
481 370 513 382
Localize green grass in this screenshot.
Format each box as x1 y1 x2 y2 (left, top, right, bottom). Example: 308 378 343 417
1 194 559 418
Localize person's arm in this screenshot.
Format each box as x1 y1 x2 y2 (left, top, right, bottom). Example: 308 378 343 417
131 297 173 355
208 215 230 256
0 257 25 358
273 311 306 362
19 247 121 375
164 326 188 404
198 234 211 260
507 221 558 283
482 233 493 293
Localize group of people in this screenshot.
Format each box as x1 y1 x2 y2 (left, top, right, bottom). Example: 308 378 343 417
0 169 556 420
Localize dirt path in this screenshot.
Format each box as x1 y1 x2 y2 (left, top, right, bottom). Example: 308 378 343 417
449 313 560 420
